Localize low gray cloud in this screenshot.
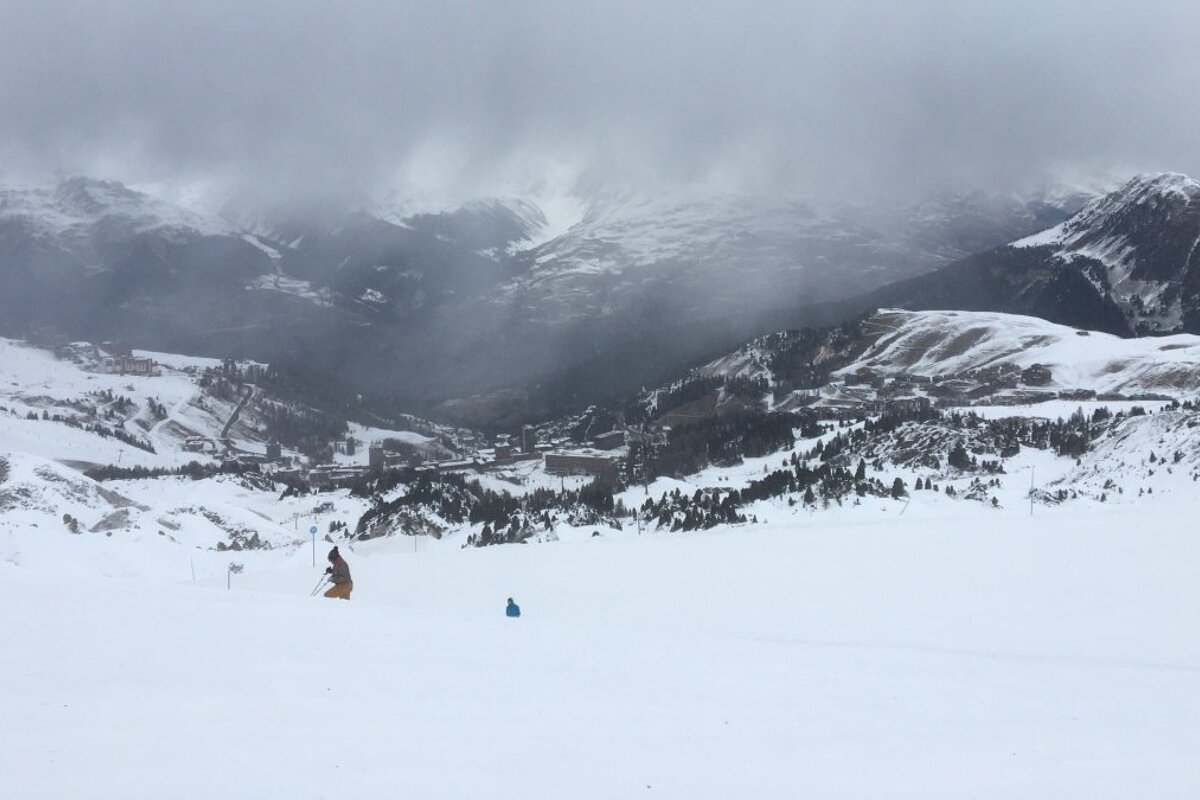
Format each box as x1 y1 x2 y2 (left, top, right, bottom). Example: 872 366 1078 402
2 0 1198 204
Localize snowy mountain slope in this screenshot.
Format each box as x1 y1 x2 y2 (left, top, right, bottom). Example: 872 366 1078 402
1058 405 1200 500
0 338 226 467
878 173 1200 336
0 177 298 364
1012 172 1200 332
0 177 232 240
0 343 467 560
838 308 1200 394
0 451 326 557
0 335 465 467
0 337 288 467
686 307 1200 419
0 340 344 556
0 173 1099 422
500 188 1087 327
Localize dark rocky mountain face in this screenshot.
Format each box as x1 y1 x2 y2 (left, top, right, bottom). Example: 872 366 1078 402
0 179 274 344
0 179 532 381
875 173 1200 337
0 176 1092 426
869 246 1134 336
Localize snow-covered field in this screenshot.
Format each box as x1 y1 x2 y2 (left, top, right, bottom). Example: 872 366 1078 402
4 313 1200 797
4 500 1199 799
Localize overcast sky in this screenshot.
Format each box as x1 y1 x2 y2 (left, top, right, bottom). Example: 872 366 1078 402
3 0 1199 206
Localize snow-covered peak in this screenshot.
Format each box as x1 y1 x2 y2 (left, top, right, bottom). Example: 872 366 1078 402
1014 172 1200 250
1120 171 1200 200
1064 172 1199 235
0 176 231 239
1008 172 1200 334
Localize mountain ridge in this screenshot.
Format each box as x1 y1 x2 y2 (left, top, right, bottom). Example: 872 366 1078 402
877 172 1200 336
0 174 1098 423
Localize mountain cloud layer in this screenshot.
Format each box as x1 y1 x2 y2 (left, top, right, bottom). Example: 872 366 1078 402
3 1 1200 207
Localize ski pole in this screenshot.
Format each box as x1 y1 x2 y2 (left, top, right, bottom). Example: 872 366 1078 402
309 576 329 597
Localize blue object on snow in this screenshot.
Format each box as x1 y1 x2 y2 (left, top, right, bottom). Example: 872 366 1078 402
506 598 521 618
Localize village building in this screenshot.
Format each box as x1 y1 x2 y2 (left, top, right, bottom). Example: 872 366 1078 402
544 452 618 483
864 396 931 416
99 354 160 377
966 384 994 401
842 367 878 387
591 430 626 450
972 363 1022 387
927 379 979 405
183 436 216 453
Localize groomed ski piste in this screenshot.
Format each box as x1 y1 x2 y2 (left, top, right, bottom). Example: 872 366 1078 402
3 322 1200 798
5 490 1199 798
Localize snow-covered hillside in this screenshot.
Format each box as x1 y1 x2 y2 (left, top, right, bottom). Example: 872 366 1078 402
684 307 1200 422
840 308 1200 394
0 176 231 240
0 337 241 468
0 336 461 558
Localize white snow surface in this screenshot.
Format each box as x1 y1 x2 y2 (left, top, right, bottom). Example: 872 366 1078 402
3 491 1199 798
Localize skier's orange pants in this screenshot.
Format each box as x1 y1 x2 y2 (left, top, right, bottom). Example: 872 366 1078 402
324 581 353 600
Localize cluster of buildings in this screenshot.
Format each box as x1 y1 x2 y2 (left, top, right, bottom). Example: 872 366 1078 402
223 357 1169 495
248 426 634 492
25 329 161 377
820 363 1056 413
398 427 630 484
95 342 160 377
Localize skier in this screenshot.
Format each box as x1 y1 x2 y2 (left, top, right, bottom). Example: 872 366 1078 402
506 597 520 618
323 546 353 600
